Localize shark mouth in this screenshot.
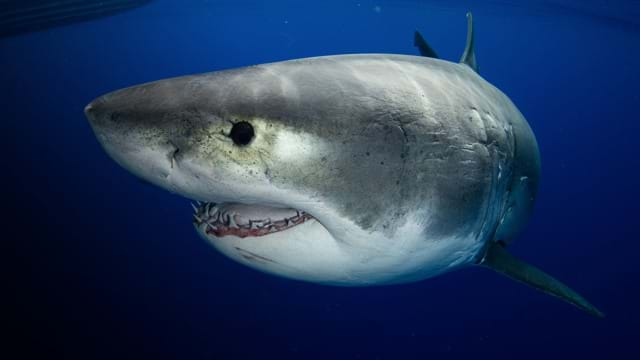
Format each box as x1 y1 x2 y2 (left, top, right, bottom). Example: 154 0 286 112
192 202 314 238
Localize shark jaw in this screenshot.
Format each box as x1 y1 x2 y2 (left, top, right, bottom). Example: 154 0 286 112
189 198 366 285
192 202 315 239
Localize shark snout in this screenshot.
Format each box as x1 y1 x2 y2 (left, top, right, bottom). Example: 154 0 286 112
83 87 142 132
84 97 105 125
84 85 192 194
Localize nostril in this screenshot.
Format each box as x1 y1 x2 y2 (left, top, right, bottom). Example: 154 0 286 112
109 111 122 123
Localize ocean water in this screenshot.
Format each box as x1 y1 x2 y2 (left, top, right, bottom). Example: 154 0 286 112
4 0 639 358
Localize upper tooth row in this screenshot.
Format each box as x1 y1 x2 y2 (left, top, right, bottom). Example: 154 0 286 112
192 202 308 227
192 203 220 217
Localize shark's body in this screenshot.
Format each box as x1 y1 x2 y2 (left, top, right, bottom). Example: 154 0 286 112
85 14 602 316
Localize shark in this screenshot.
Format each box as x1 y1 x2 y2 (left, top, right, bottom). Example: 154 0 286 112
85 13 603 317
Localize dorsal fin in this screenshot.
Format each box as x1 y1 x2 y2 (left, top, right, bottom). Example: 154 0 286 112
480 242 604 318
414 31 439 58
460 12 478 73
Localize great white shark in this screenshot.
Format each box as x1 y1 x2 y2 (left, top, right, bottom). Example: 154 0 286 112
85 13 603 317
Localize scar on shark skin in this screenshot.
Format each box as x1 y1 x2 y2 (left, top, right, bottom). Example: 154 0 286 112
235 247 278 264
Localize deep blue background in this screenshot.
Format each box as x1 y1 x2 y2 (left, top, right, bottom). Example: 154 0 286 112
4 1 639 358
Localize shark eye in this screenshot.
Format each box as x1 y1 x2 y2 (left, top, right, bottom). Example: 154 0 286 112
230 121 254 146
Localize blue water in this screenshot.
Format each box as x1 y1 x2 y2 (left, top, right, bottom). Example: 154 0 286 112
4 0 639 358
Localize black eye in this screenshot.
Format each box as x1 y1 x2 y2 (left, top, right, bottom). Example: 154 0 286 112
229 121 254 146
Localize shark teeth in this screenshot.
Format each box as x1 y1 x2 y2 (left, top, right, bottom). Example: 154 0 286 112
191 201 314 238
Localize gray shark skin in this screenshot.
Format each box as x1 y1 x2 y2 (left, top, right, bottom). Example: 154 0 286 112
85 14 603 317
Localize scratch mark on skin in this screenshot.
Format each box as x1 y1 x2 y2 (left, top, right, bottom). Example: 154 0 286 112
398 123 409 144
235 247 279 264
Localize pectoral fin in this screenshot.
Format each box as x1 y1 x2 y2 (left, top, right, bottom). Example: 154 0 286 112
480 242 604 318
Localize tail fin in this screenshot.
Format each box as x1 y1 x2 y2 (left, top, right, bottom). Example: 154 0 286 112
480 242 604 318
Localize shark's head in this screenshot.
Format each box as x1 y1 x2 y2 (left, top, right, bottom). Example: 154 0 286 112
86 67 431 285
85 69 408 285
85 56 530 285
